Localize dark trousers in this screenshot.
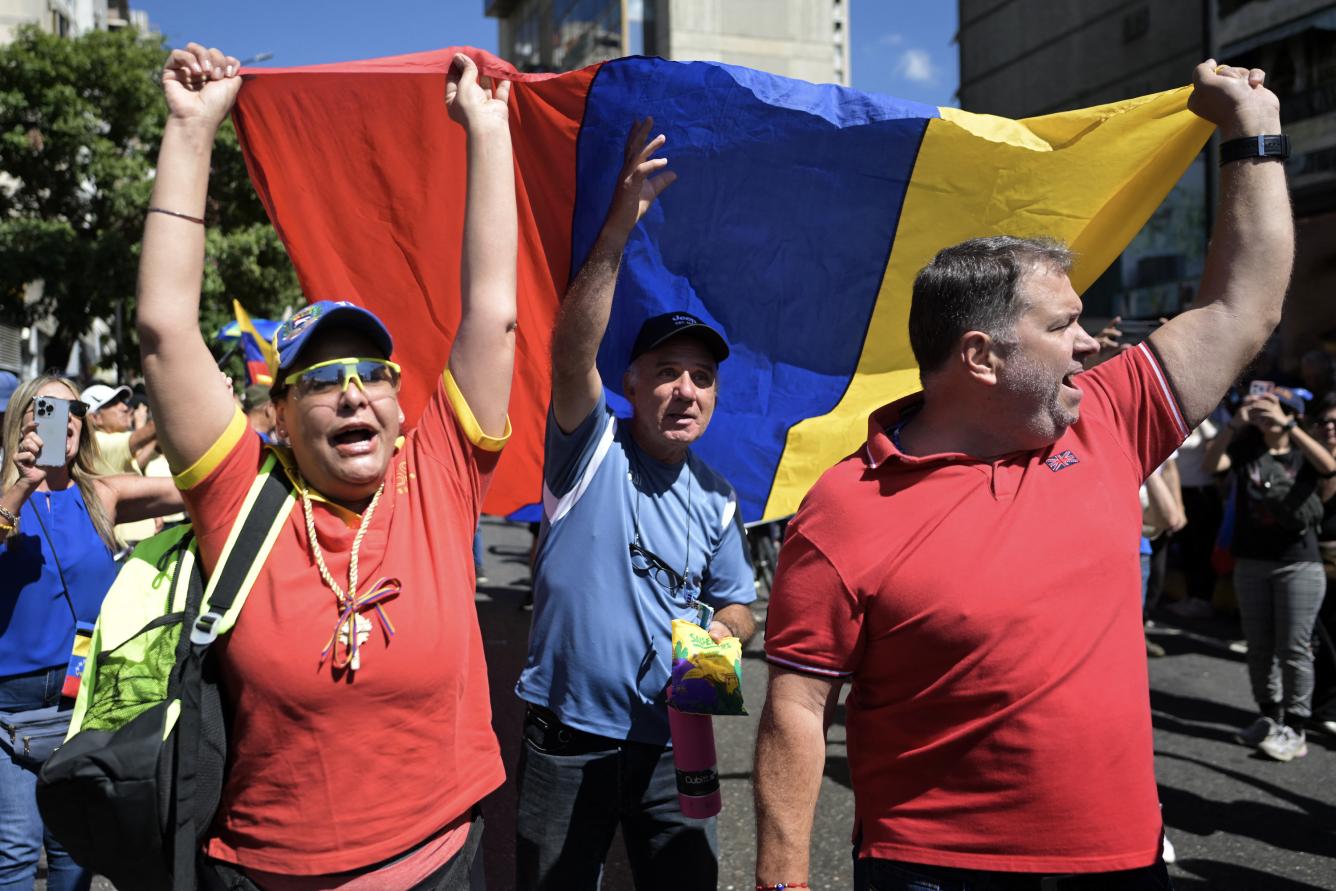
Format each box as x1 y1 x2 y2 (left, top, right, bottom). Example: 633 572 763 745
198 812 486 891
514 706 717 890
1146 534 1172 612
1180 486 1222 601
854 858 1172 891
1314 543 1336 721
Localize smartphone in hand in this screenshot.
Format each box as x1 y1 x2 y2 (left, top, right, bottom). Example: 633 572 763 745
33 396 70 468
1248 380 1276 398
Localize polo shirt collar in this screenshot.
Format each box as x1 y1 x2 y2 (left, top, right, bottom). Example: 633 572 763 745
864 393 1029 471
864 393 930 469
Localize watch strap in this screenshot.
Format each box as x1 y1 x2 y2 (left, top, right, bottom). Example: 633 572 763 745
1219 134 1289 166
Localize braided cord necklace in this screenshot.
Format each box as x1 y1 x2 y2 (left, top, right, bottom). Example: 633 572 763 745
299 477 401 671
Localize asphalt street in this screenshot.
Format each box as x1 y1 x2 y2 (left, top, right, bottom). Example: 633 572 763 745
60 516 1336 890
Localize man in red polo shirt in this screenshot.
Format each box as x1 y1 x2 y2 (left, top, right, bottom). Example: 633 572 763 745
754 62 1293 890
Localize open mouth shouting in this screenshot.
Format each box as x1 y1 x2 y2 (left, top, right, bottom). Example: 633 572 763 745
328 422 380 457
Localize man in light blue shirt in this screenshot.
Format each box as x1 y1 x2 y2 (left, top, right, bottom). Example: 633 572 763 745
514 118 756 890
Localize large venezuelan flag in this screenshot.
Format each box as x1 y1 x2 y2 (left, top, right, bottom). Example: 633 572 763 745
232 50 1211 522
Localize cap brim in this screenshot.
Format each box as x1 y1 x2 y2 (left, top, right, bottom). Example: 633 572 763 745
86 385 132 412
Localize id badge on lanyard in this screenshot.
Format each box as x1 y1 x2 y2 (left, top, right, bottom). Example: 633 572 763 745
682 575 714 629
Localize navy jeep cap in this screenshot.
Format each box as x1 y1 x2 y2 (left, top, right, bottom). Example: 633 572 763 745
629 311 729 366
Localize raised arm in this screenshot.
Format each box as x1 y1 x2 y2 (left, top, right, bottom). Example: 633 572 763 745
137 44 243 473
754 666 842 888
1203 402 1248 474
1148 62 1292 427
444 54 517 439
550 118 676 433
128 419 156 455
95 475 186 525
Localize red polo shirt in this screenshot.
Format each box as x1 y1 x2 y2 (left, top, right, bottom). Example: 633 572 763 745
765 343 1189 873
176 370 509 875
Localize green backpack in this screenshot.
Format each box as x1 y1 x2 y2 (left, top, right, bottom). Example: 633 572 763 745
37 455 294 891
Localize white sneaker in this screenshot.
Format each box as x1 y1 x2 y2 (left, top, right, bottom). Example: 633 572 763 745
1258 725 1308 762
1161 832 1176 864
1234 716 1276 747
1320 719 1336 737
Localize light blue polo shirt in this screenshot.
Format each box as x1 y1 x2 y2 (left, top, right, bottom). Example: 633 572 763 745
516 389 755 745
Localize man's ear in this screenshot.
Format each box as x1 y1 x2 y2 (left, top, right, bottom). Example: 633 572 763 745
622 370 635 401
960 331 1002 386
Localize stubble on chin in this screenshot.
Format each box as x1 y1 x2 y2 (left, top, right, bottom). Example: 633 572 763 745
999 355 1075 442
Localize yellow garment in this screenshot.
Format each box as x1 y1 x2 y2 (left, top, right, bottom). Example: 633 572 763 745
93 431 138 476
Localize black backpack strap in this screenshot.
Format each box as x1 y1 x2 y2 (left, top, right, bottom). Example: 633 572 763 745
190 465 296 646
170 462 294 891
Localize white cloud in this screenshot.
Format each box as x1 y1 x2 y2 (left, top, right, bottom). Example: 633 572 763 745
877 32 904 47
895 49 936 84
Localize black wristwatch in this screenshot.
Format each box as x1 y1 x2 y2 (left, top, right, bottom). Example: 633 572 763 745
1283 418 1298 432
1219 134 1289 166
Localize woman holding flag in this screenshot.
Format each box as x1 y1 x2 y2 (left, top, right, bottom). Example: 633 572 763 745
136 41 516 890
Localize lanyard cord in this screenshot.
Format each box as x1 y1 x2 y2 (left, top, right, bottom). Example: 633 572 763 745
630 443 693 590
298 477 400 671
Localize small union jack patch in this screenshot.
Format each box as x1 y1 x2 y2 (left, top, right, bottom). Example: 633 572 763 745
1045 449 1080 472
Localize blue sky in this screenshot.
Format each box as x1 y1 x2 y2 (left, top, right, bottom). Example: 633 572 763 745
134 0 958 107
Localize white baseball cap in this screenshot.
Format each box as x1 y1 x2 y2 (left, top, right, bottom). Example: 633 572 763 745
80 383 132 413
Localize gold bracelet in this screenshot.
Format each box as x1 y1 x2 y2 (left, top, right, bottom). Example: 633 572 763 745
147 206 205 225
0 504 16 525
0 522 14 533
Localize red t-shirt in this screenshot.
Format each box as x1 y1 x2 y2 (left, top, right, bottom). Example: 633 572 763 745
765 344 1189 873
176 370 508 874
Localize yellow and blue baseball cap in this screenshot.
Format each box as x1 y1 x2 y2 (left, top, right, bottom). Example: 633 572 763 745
272 301 394 378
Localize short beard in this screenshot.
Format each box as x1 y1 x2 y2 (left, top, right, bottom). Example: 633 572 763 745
998 349 1077 444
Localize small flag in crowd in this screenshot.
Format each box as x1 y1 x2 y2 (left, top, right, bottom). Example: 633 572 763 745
217 300 281 387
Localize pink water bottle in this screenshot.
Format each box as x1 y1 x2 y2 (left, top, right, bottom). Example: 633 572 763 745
667 707 721 818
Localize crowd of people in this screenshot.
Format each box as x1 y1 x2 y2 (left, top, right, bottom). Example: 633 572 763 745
0 41 1321 891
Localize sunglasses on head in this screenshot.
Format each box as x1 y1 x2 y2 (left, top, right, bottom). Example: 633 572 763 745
281 357 401 399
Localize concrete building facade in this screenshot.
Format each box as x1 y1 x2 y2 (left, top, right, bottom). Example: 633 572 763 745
487 0 851 85
957 0 1336 368
0 0 111 45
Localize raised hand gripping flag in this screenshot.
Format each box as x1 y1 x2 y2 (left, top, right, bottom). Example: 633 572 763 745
232 50 1211 522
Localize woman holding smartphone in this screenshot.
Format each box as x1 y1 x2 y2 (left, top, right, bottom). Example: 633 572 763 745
1204 386 1336 762
0 374 182 891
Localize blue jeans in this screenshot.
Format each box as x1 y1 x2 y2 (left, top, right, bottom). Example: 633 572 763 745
854 857 1172 890
514 709 717 890
0 667 90 891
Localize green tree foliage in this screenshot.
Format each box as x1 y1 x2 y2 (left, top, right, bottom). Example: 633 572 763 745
0 25 301 376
